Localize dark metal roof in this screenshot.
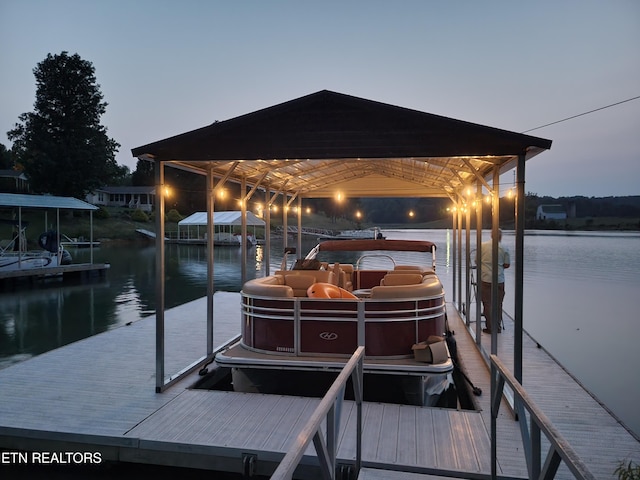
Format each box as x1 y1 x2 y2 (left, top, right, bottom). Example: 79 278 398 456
131 90 552 198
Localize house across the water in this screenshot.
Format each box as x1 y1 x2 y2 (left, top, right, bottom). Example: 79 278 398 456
536 204 567 220
85 186 155 212
0 169 29 194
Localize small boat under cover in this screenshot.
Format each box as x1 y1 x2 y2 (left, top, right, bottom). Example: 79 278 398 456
0 229 72 272
215 238 456 407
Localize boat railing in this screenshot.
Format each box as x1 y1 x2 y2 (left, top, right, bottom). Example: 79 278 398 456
355 253 396 271
490 354 596 480
271 345 364 480
241 293 446 357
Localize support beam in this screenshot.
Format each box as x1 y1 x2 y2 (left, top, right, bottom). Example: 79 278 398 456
475 181 483 343
462 158 493 192
241 177 247 285
490 167 500 355
514 153 526 383
212 161 240 197
297 195 302 257
465 192 471 326
451 202 457 304
154 160 166 392
457 196 463 312
265 184 272 276
245 171 269 200
206 168 215 355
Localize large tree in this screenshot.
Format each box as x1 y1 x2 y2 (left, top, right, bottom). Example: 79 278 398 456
7 52 120 198
0 143 12 170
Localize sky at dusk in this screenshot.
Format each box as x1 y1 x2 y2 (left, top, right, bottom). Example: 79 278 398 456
1 0 639 198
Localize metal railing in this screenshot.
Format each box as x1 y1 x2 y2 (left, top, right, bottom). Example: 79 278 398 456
490 355 596 480
271 346 364 480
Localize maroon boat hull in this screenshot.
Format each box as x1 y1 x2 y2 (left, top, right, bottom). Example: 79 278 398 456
242 295 445 358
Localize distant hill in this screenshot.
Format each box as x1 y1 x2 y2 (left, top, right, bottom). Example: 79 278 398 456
529 195 640 218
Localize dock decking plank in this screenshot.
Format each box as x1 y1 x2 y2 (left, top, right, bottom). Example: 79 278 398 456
414 401 438 468
395 405 418 466
431 408 458 471
375 403 401 464
448 410 482 473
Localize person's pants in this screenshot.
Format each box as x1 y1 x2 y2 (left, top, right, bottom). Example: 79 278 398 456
481 281 505 332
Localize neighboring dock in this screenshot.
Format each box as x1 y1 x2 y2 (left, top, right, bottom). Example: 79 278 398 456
0 262 110 283
0 292 637 478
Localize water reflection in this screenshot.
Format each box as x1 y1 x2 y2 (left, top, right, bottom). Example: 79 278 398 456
0 240 288 368
4 232 421 369
0 280 113 368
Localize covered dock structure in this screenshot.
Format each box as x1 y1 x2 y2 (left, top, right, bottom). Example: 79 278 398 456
131 89 552 393
129 90 633 477
0 193 109 283
176 210 265 245
1 90 636 479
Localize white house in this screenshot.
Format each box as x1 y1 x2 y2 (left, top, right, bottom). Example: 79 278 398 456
536 204 567 220
0 169 29 193
86 186 155 212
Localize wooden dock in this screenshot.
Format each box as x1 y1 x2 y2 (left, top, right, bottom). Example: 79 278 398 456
0 262 110 282
0 292 637 478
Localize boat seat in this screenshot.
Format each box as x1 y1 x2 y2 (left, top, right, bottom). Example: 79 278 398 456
283 274 317 296
242 275 294 298
329 262 353 291
371 277 443 299
380 273 424 286
340 264 354 290
394 265 436 276
275 269 335 285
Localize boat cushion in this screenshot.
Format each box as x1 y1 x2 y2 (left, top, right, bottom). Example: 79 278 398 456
276 270 335 284
380 273 424 286
394 265 435 275
241 275 294 298
284 274 317 296
371 277 443 299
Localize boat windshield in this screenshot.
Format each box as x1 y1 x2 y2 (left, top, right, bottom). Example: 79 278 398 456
306 239 436 270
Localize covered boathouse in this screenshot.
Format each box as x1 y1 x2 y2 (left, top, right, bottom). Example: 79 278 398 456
2 90 637 479
130 89 553 396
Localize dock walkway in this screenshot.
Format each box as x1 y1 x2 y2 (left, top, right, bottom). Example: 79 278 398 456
0 293 637 478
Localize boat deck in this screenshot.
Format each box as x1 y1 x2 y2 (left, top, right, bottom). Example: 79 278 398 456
0 292 637 478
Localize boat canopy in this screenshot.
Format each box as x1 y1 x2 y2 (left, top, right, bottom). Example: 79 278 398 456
316 239 436 253
179 210 265 227
0 193 98 210
131 90 552 199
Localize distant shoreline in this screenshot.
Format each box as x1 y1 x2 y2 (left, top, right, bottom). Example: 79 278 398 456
1 208 637 248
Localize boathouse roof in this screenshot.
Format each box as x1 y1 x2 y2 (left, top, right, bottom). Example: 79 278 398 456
0 193 98 210
179 210 265 227
131 90 552 198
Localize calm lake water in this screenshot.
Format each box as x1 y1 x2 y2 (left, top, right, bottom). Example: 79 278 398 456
1 229 638 438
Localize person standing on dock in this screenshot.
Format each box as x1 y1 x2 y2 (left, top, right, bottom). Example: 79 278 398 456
479 229 510 334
